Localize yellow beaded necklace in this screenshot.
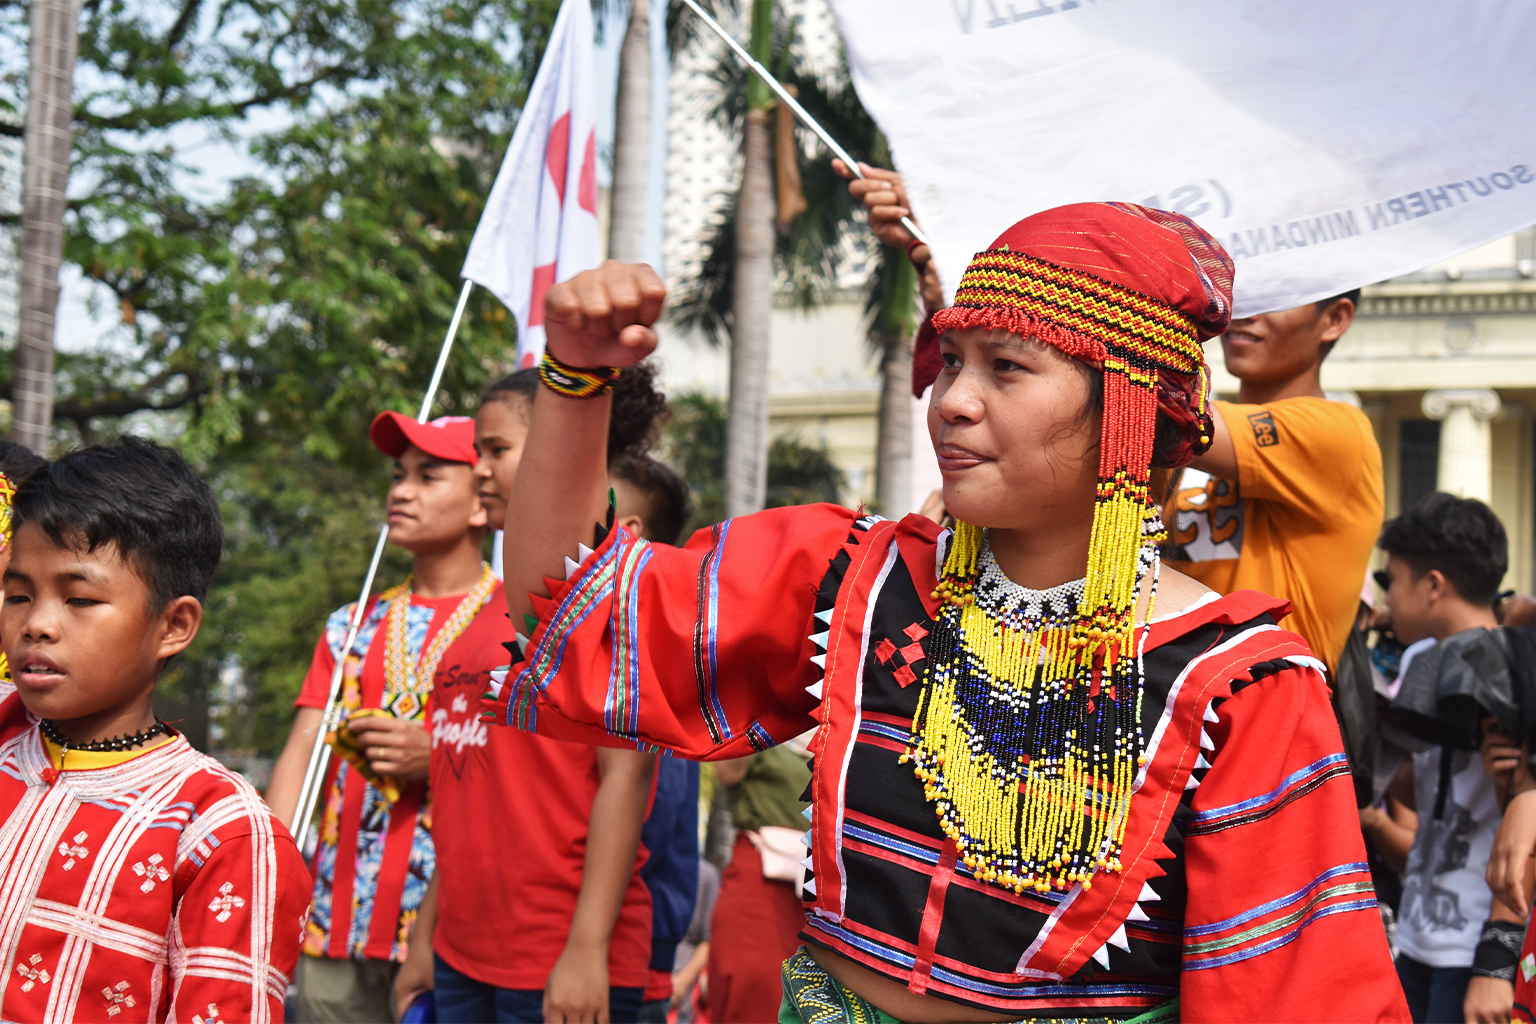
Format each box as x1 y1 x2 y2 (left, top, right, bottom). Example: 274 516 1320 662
904 521 1159 895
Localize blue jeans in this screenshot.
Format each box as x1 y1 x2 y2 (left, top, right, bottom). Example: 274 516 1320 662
1396 953 1473 1024
434 954 644 1023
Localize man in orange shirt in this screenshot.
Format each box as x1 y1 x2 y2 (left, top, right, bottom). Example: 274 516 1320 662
835 160 1384 672
1161 295 1385 672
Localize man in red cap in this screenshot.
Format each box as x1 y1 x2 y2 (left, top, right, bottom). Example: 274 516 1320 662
267 411 502 1022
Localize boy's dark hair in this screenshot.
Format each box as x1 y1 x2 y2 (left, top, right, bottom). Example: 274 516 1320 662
1378 491 1507 607
611 454 693 546
0 440 47 486
12 436 224 608
481 360 669 462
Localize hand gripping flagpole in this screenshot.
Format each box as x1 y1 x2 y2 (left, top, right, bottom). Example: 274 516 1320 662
289 278 476 851
675 0 930 248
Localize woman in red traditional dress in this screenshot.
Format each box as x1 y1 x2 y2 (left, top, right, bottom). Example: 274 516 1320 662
486 206 1409 1023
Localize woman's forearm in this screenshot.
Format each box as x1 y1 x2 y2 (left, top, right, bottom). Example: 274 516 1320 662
502 263 666 627
503 387 612 626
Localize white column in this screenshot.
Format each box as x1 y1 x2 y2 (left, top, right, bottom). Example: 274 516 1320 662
1422 388 1502 503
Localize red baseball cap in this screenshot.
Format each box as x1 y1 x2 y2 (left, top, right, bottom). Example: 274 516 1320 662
369 412 478 465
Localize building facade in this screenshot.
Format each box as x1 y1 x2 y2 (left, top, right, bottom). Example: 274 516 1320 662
1297 228 1536 591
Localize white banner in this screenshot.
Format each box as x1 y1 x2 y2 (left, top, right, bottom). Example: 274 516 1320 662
463 0 599 366
829 1 1536 317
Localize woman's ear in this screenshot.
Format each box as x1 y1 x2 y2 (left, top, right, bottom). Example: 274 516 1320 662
616 514 646 541
156 596 204 662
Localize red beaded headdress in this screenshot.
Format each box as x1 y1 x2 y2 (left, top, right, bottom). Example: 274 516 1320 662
907 205 1235 893
930 202 1234 700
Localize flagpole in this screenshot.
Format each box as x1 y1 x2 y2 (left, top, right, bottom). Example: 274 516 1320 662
289 277 477 851
676 0 931 247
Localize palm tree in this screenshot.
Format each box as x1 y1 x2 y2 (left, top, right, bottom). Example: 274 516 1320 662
608 0 650 264
15 0 83 455
722 0 777 517
669 23 918 516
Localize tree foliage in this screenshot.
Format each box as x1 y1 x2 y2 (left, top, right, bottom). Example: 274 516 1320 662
666 8 890 347
665 390 845 534
0 0 569 757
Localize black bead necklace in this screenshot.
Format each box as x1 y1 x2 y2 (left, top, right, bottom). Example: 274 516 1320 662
40 717 169 753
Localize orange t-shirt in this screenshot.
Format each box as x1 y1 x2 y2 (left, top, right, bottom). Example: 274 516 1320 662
1163 396 1383 671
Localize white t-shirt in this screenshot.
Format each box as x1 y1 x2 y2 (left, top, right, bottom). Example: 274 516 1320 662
1395 746 1502 967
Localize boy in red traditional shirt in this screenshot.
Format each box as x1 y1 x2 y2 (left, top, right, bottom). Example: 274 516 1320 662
266 413 496 1022
393 370 660 1024
0 436 310 1022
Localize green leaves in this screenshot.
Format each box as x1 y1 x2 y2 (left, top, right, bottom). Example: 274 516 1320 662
5 0 570 759
665 390 846 534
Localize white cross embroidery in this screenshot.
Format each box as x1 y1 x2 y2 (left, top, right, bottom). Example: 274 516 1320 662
132 853 170 893
192 1003 224 1024
15 954 50 993
57 831 89 870
103 981 135 1017
208 882 245 922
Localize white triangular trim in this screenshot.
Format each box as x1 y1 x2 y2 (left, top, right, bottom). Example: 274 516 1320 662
563 556 580 579
1108 923 1130 951
516 632 531 648
810 631 830 650
1091 944 1111 969
1195 753 1211 771
810 653 826 669
802 806 814 822
803 878 817 895
1200 729 1215 751
578 543 594 561
814 608 833 625
1203 703 1220 724
1138 882 1160 903
806 679 824 700
1128 903 1150 922
1185 773 1200 791
800 831 812 847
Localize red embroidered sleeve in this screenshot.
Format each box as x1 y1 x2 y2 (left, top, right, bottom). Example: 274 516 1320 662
169 806 311 1024
1180 665 1409 1023
485 503 862 759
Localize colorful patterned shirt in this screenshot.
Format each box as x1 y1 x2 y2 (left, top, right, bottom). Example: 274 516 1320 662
295 589 471 961
487 504 1410 1021
0 697 309 1022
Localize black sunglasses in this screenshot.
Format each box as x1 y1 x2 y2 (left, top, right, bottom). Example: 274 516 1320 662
1372 569 1392 592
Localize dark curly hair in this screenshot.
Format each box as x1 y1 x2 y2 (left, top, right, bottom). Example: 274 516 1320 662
481 360 669 462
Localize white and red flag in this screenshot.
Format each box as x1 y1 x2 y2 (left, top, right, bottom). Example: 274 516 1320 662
463 0 599 367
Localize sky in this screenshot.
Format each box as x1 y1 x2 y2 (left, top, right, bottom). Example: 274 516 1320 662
52 0 670 356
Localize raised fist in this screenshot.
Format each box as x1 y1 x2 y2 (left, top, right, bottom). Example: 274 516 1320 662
543 260 667 370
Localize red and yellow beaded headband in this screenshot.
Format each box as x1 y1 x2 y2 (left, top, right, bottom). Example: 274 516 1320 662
930 205 1232 674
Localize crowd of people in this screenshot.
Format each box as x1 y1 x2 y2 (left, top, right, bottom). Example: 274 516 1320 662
0 163 1530 1024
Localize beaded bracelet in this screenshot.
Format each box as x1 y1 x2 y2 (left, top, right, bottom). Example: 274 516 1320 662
538 349 622 399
